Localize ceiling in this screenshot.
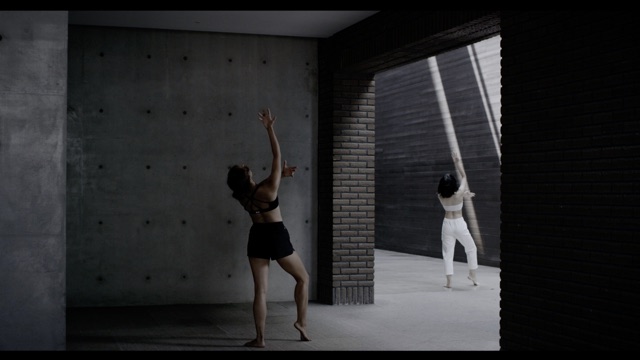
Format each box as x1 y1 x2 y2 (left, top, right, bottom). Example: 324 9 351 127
68 11 379 39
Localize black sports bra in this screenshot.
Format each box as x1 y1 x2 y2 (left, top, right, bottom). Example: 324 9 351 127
242 182 279 215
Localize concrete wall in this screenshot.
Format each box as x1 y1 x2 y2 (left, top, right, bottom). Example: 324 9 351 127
375 35 501 267
0 11 68 350
66 26 317 307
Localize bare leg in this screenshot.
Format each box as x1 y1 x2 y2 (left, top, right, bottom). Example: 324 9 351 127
246 257 270 348
277 251 311 341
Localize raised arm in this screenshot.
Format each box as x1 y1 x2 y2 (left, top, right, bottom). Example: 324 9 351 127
451 152 465 181
258 108 282 188
451 152 474 198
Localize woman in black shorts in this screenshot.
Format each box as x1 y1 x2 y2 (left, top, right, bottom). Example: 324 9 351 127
226 108 310 348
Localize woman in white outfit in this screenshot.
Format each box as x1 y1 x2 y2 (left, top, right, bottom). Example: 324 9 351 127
437 152 479 288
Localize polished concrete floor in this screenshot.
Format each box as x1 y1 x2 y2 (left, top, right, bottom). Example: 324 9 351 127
66 249 501 351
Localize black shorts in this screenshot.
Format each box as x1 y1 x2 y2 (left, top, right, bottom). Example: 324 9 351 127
247 222 295 260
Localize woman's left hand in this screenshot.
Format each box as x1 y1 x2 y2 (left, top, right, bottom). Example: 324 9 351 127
258 108 276 128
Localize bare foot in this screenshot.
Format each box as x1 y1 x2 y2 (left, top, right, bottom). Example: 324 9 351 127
294 322 311 341
444 275 452 289
468 270 479 286
244 339 265 348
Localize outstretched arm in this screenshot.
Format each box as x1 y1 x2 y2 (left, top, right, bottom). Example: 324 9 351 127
258 108 298 189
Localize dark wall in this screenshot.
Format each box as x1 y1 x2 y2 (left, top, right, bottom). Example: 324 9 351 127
500 11 639 349
375 36 501 267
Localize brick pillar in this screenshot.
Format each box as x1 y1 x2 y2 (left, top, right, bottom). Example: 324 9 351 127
317 72 375 305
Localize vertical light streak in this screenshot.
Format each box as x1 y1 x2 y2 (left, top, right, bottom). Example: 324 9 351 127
469 43 501 161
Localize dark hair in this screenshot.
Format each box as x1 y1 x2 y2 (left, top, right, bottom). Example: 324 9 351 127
227 165 251 200
438 173 459 198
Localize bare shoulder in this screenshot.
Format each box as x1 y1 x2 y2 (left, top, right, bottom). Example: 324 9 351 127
256 178 278 199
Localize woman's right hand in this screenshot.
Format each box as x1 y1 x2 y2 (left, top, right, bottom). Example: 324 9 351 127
282 160 297 178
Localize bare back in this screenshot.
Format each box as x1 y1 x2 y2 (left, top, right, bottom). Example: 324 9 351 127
438 192 464 219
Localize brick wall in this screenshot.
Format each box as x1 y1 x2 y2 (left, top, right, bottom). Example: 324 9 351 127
317 72 376 305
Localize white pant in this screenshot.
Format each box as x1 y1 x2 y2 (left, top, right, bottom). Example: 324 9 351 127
441 217 478 275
